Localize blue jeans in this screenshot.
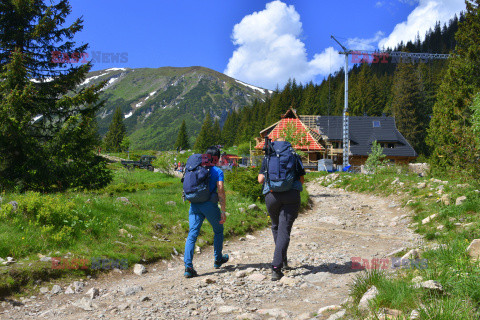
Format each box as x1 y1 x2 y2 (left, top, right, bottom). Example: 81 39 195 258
184 201 224 269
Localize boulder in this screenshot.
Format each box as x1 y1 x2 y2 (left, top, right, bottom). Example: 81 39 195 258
466 239 480 261
7 201 18 212
358 286 378 311
257 308 289 318
133 264 147 275
455 196 467 206
86 287 99 299
123 285 143 296
73 297 95 311
422 214 437 224
417 182 426 189
248 204 260 211
419 280 443 292
279 276 297 286
441 194 450 205
51 285 62 294
218 305 240 313
116 197 129 203
317 305 341 314
247 273 266 282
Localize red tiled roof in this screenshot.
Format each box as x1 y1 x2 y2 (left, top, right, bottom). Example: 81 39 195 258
255 118 324 151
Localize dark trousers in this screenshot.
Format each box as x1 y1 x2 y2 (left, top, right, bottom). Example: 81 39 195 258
265 189 301 268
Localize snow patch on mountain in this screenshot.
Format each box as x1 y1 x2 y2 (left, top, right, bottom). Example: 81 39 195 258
235 79 271 94
81 72 109 86
105 68 127 72
124 111 133 119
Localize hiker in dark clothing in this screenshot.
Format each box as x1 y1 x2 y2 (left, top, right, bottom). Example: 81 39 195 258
258 137 305 281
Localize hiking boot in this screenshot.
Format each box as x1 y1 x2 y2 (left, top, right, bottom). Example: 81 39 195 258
271 266 284 281
184 267 198 278
214 254 229 269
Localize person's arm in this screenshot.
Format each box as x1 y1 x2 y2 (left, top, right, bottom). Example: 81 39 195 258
258 174 265 184
217 180 227 224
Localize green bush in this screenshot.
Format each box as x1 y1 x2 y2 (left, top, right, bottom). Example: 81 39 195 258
225 167 263 202
237 142 251 156
152 153 174 177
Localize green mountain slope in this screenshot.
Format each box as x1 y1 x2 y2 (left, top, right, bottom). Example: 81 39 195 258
83 66 270 150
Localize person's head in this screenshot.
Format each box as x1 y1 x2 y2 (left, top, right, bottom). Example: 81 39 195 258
205 146 220 166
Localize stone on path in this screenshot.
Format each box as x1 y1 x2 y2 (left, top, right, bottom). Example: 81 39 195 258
248 204 260 211
317 305 341 314
218 305 240 313
247 273 266 282
72 297 95 311
279 276 297 286
235 270 248 278
86 287 99 299
257 308 289 318
133 264 147 275
64 286 75 294
123 285 143 296
51 285 62 294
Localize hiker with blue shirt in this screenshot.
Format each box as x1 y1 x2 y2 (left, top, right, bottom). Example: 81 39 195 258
183 146 229 278
258 137 305 281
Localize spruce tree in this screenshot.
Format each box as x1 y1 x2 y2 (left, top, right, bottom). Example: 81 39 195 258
391 63 429 155
212 118 222 146
104 107 126 152
0 0 111 191
221 111 238 148
194 113 213 152
427 0 480 176
174 119 190 150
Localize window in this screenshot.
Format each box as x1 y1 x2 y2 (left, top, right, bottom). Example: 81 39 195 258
372 121 381 128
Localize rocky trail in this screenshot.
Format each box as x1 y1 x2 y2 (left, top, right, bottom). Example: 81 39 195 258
0 180 422 320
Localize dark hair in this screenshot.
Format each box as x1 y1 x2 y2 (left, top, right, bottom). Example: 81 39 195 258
205 146 220 160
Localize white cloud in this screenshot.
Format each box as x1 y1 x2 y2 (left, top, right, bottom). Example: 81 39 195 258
346 31 385 51
378 0 465 49
224 1 344 90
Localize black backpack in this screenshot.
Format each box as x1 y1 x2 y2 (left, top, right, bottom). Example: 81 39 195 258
182 154 211 203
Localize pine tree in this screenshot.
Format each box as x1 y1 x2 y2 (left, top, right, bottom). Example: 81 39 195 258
427 0 480 176
0 0 111 191
104 107 126 152
391 63 429 155
221 111 238 148
174 120 190 150
194 113 213 152
212 118 222 146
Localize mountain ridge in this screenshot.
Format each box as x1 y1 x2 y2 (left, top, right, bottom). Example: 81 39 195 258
84 66 270 150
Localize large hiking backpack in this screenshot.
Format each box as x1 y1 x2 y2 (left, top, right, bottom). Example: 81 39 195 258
265 141 299 192
183 154 211 203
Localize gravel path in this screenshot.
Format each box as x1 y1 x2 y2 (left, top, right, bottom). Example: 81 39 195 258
0 180 422 320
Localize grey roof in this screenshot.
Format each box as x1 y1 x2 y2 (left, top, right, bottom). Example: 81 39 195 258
316 116 418 157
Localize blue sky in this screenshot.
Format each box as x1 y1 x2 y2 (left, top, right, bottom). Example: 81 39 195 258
68 0 465 89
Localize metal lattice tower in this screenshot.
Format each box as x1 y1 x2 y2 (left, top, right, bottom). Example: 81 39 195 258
330 35 451 169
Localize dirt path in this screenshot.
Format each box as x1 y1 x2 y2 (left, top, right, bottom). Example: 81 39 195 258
0 180 422 320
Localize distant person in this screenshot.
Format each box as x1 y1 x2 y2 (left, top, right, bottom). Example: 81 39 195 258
183 146 229 278
257 137 305 281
